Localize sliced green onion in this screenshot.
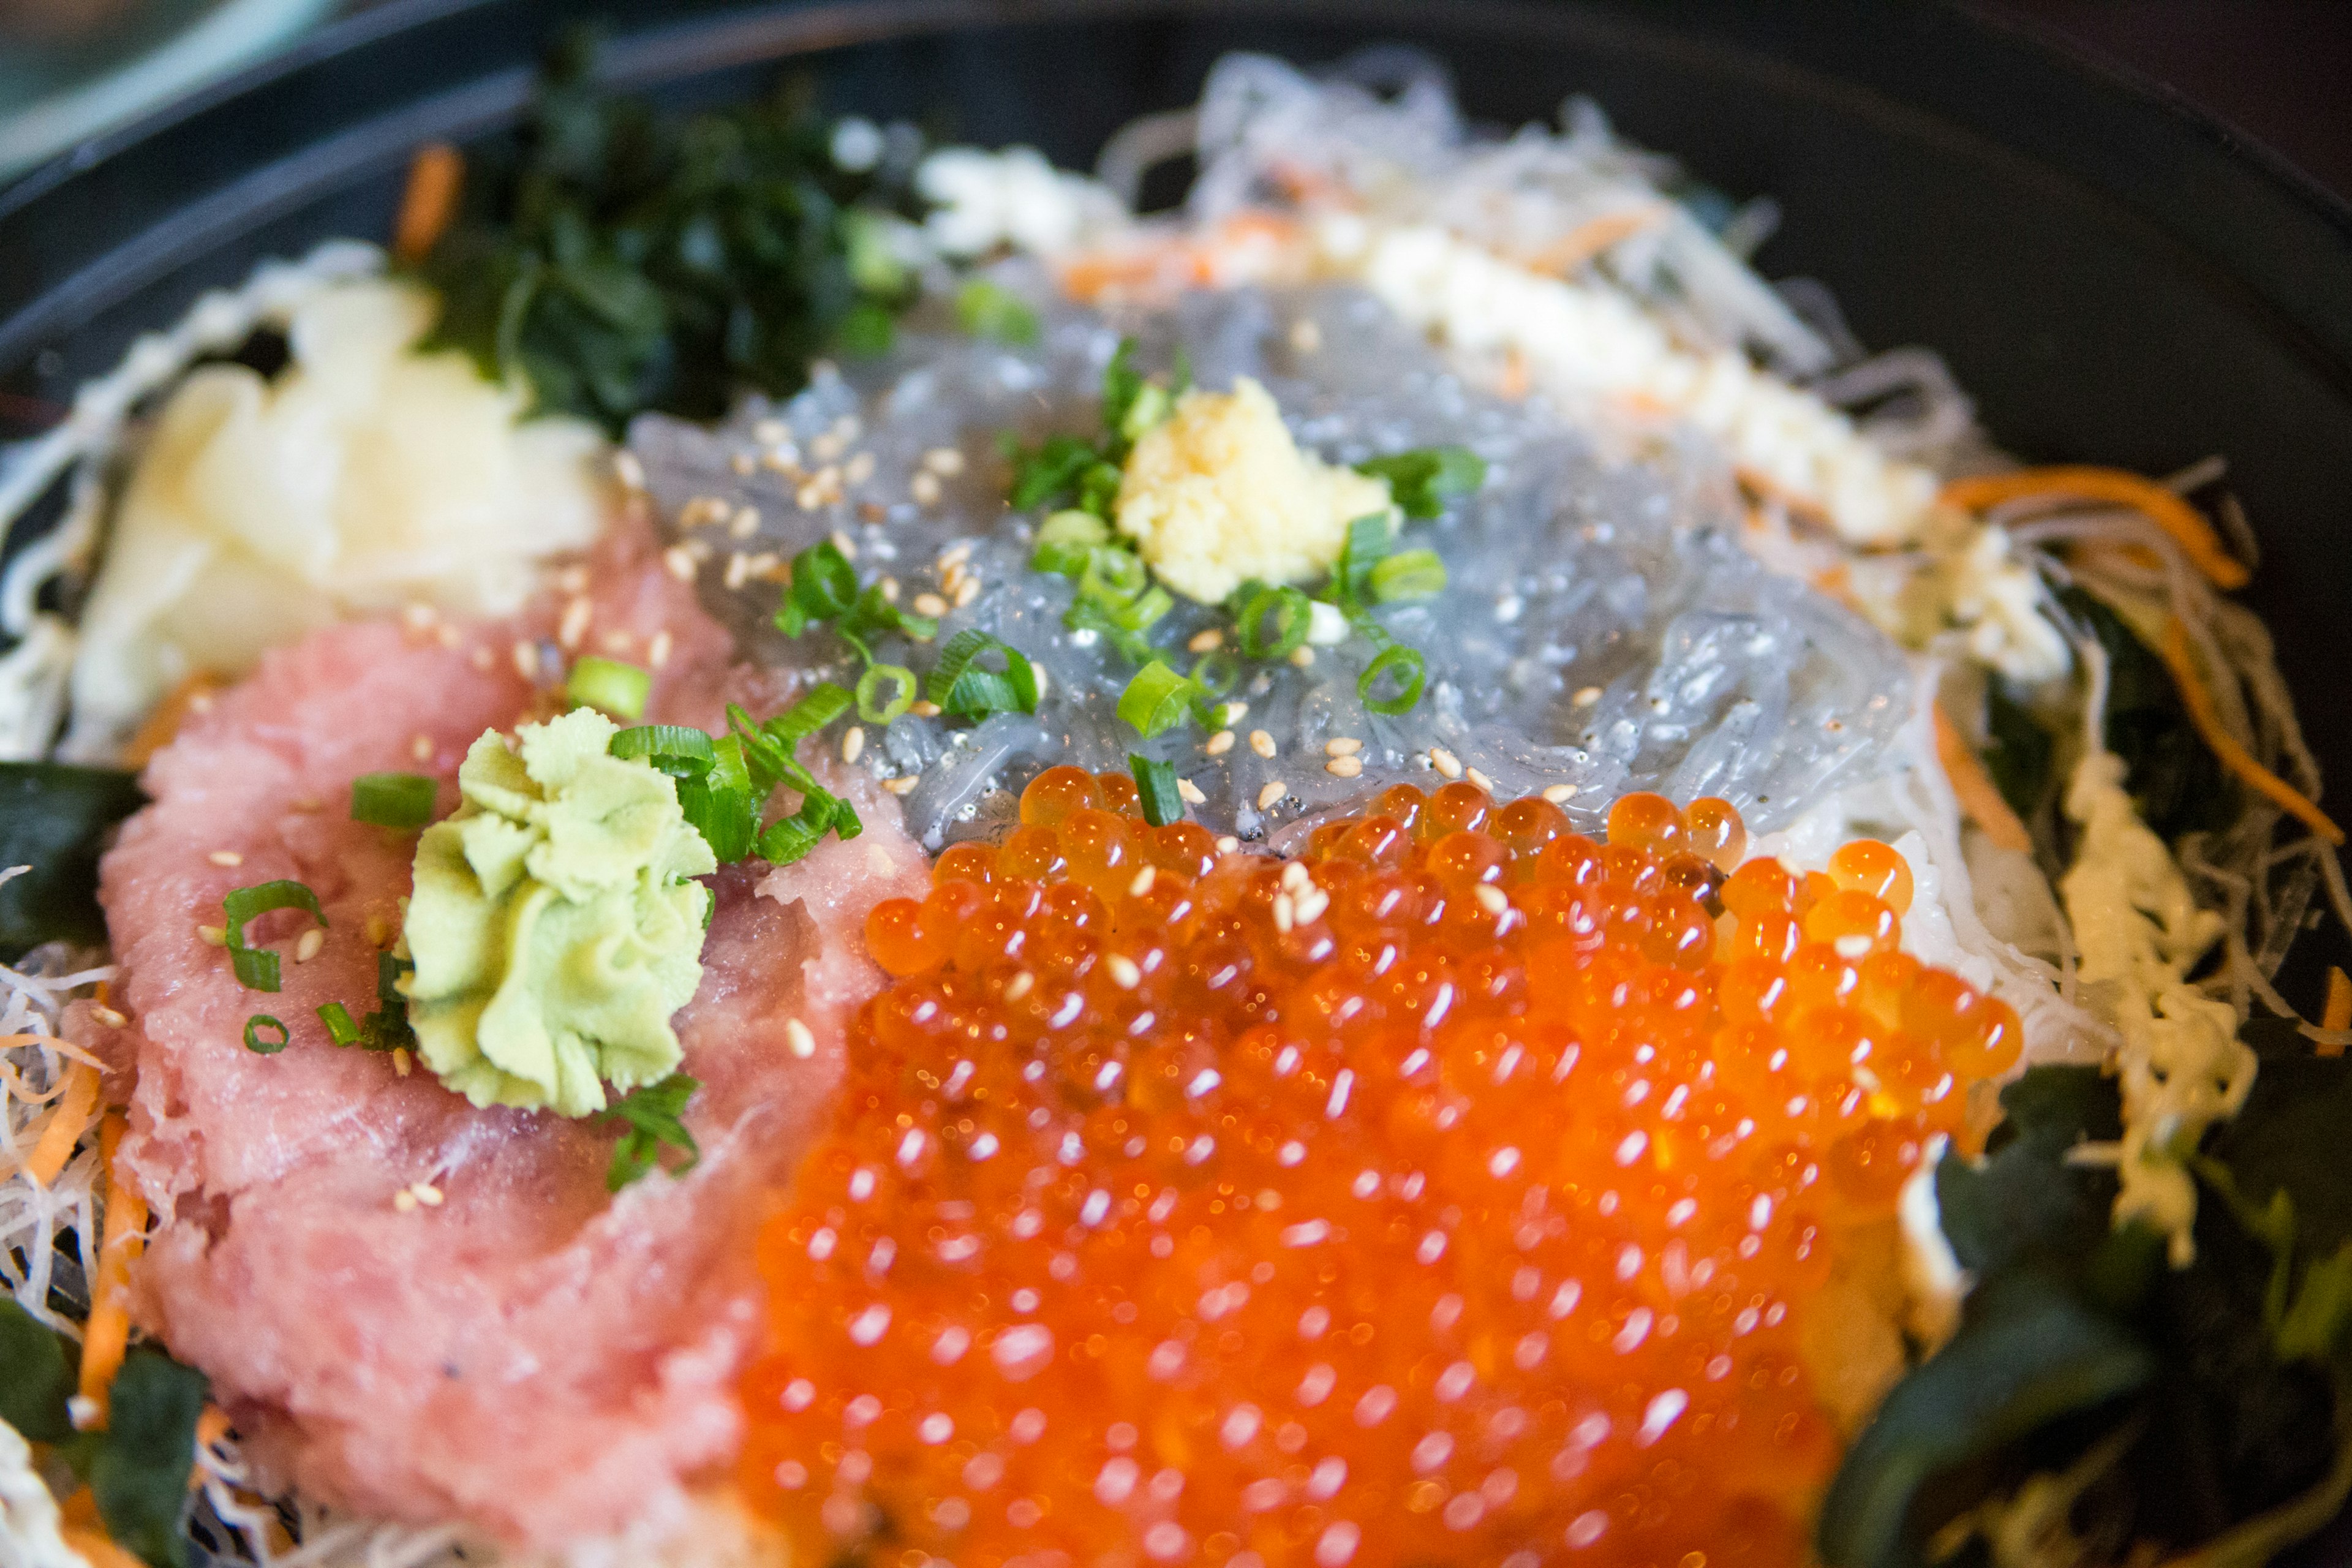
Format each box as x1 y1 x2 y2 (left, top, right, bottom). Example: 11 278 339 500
317 1001 361 1047
1359 644 1429 716
1080 546 1150 606
223 881 325 993
839 585 937 656
1100 338 1144 442
1031 510 1110 576
1078 461 1123 519
1236 585 1313 660
759 788 863 865
1331 513 1393 608
837 301 895 358
1370 549 1448 603
1130 755 1183 828
955 278 1041 345
1191 650 1241 697
927 630 1040 718
1120 382 1173 444
610 725 717 779
1107 584 1174 635
567 657 650 720
767 683 854 746
857 664 918 725
776 540 859 636
1064 598 1156 664
1354 445 1488 519
243 1015 289 1055
1008 435 1099 511
1119 662 1199 739
349 772 437 829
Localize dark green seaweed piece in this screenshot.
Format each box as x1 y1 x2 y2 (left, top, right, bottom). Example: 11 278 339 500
0 762 143 959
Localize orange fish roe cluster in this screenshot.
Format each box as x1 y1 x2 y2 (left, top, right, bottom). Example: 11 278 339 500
740 771 2022 1568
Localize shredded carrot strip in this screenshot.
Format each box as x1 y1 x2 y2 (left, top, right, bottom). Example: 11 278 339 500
59 1487 99 1528
78 1111 148 1427
20 1060 99 1186
2322 969 2352 1057
2156 619 2343 845
1941 466 2250 590
394 142 465 265
1934 703 2034 854
0 1031 107 1068
1522 206 1662 274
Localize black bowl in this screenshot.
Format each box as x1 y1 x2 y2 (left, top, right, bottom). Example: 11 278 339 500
3 1 2350 1556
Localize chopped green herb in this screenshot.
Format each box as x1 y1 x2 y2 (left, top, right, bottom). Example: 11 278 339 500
609 724 717 778
1329 513 1395 611
955 278 1041 344
600 1071 702 1191
418 34 925 432
566 657 650 720
317 1001 361 1047
1006 434 1102 512
838 584 937 660
763 682 854 746
677 734 759 862
1359 644 1428 716
1370 548 1447 603
349 771 439 829
243 1015 290 1054
1235 583 1313 661
1031 508 1111 575
222 880 326 993
1130 755 1183 827
774 538 860 637
1118 662 1200 739
856 663 918 725
1354 445 1487 519
927 630 1041 718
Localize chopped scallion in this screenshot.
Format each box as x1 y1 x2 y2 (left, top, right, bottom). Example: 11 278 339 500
766 683 854 746
222 881 325 993
955 278 1041 345
1354 445 1488 519
1007 434 1100 511
243 1015 289 1055
1191 650 1241 697
1236 584 1313 661
1130 755 1183 827
775 540 859 636
349 772 438 829
609 725 717 779
857 663 918 724
926 630 1040 718
1370 549 1448 603
1031 509 1110 575
1118 662 1199 739
317 1002 361 1047
1359 644 1428 716
567 657 651 720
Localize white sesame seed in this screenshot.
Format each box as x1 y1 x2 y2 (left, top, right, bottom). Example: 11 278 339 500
1106 954 1143 990
729 451 757 477
1572 685 1603 707
295 929 325 964
197 924 226 947
1289 318 1324 353
1188 628 1226 654
1216 835 1240 854
954 577 981 609
614 451 647 490
1474 884 1509 916
664 546 698 581
558 597 592 650
910 471 943 506
391 1048 412 1077
1429 747 1464 779
1250 730 1277 760
723 552 752 590
1325 737 1362 758
394 1190 418 1213
1294 888 1330 925
911 700 942 718
411 734 434 763
1325 755 1364 779
786 1018 817 1058
883 775 921 796
845 452 876 486
1205 729 1236 757
1176 778 1207 805
1281 862 1311 891
832 529 859 560
1223 701 1250 724
413 1183 444 1208
600 629 634 655
1272 893 1295 933
938 541 973 570
842 726 866 764
435 624 462 649
729 507 760 540
402 601 438 633
1257 780 1287 811
795 481 824 511
208 850 243 867
923 447 967 477
1288 646 1316 668
1128 866 1158 898
90 1005 127 1029
1005 971 1036 1001
646 630 673 669
753 418 788 445
1466 767 1497 794
913 592 950 618
557 565 591 595
1543 783 1577 804
811 432 845 462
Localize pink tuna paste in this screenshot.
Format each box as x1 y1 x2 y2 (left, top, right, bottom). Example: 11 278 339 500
101 519 927 1549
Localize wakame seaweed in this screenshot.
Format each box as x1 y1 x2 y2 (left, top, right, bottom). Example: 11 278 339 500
1819 1060 2352 1568
417 32 925 434
0 762 143 960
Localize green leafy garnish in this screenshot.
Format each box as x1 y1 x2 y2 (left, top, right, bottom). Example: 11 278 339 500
954 278 1041 344
1232 582 1313 662
1129 755 1183 827
565 656 650 720
243 1015 289 1054
0 763 143 959
349 771 438 830
1357 644 1428 716
1369 548 1447 604
1006 434 1105 513
600 1071 701 1191
855 663 918 725
608 692 859 867
417 34 925 432
774 538 860 638
1118 662 1200 739
1354 445 1487 520
926 630 1040 719
1030 509 1110 575
609 725 717 778
221 880 326 993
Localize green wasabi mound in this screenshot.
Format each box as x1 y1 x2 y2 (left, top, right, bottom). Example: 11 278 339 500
403 707 717 1116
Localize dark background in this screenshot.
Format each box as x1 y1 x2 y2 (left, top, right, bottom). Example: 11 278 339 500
1986 1 2352 203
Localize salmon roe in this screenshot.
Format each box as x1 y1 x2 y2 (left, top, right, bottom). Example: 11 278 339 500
741 778 2019 1568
